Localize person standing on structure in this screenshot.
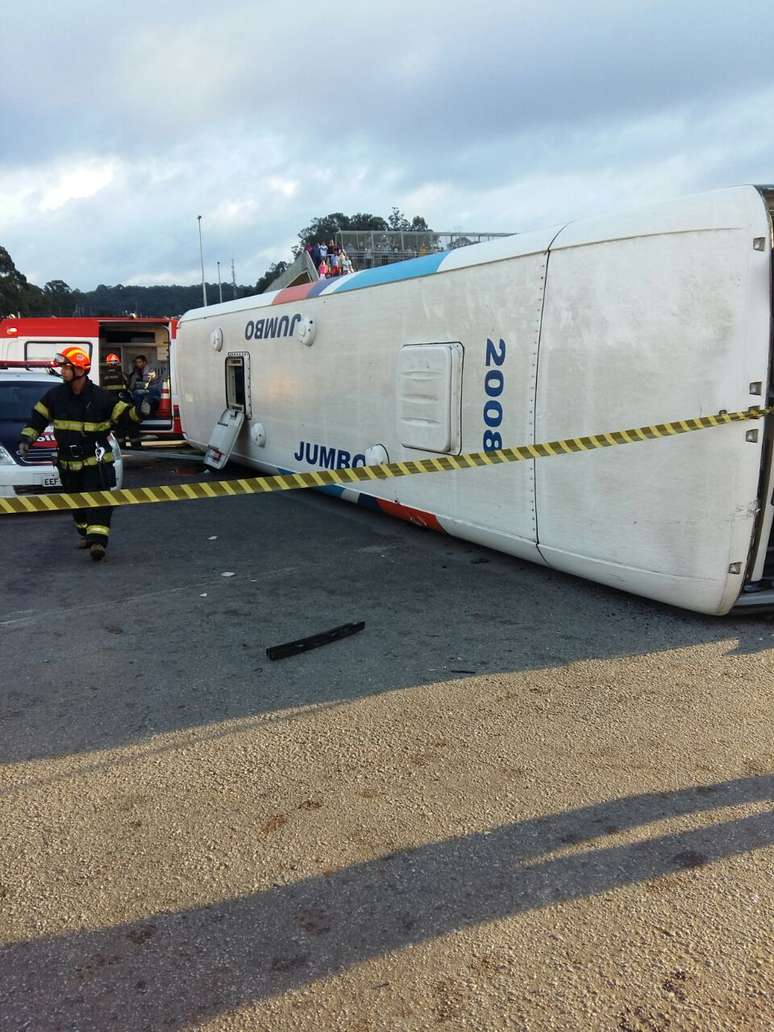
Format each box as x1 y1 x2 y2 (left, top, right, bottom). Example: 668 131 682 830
18 346 145 560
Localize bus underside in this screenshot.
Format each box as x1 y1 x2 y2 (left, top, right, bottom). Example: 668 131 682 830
735 186 774 612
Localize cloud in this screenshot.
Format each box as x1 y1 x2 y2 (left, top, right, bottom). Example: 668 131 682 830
2 1 774 288
0 157 120 227
38 160 119 212
266 177 298 200
123 270 201 287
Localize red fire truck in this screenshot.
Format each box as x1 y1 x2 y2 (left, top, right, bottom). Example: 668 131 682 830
0 316 183 440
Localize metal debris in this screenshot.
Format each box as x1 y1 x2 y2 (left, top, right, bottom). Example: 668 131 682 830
266 621 366 661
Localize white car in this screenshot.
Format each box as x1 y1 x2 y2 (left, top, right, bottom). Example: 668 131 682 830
0 369 123 498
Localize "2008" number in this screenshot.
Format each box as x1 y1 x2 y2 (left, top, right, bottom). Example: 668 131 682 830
483 337 506 450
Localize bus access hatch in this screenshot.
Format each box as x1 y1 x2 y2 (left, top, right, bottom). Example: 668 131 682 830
204 408 244 471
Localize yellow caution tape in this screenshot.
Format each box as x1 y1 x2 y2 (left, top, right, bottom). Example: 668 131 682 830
1 406 769 516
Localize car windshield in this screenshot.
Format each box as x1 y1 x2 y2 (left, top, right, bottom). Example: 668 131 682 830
0 382 52 422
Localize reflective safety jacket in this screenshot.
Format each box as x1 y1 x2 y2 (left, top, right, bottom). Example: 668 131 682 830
20 379 141 471
101 365 128 392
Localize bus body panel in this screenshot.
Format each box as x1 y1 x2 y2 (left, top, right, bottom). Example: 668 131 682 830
535 187 772 613
176 187 774 615
180 228 562 565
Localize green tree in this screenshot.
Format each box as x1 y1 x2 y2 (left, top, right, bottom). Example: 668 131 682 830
297 211 391 250
0 255 257 318
348 213 390 232
388 207 410 231
43 279 74 317
298 212 350 249
255 261 289 294
0 245 46 316
387 209 432 234
410 215 431 232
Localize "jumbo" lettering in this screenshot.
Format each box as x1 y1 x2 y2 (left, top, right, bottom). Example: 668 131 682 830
293 440 367 469
244 313 303 341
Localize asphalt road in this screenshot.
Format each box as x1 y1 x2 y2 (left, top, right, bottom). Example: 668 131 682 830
0 454 772 1031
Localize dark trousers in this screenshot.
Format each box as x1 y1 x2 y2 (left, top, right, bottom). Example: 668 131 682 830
60 466 115 548
132 387 160 413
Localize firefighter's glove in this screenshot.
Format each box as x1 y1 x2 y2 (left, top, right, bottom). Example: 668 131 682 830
18 440 30 458
139 399 151 417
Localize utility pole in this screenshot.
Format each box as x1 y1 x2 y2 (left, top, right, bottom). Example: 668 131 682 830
231 259 237 299
197 215 208 306
216 260 223 304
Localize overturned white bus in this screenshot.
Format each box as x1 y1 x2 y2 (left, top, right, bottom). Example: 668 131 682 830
176 185 774 615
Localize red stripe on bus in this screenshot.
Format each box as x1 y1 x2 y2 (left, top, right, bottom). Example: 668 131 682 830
271 283 317 305
376 498 443 531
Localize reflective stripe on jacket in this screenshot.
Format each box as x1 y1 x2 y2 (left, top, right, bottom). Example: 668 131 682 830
20 379 141 461
101 365 128 392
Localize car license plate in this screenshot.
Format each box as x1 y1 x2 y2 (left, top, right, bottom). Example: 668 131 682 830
43 476 60 487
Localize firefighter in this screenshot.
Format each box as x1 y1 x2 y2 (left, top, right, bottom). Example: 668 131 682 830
101 352 128 394
100 352 133 448
17 346 145 561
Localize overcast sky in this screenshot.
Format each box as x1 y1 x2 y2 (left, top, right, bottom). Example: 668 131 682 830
2 0 774 290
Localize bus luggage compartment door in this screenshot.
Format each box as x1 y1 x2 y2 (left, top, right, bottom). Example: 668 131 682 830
204 408 244 470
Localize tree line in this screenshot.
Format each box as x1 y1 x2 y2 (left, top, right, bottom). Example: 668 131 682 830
1 208 432 318
0 248 254 319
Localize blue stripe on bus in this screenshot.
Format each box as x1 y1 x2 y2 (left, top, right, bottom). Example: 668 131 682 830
308 278 332 297
333 251 449 292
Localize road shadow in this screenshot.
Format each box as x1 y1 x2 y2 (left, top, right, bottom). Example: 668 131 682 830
1 459 773 763
1 775 771 1030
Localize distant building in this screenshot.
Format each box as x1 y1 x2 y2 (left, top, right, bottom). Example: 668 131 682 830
336 229 515 270
260 251 319 293
261 230 516 293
